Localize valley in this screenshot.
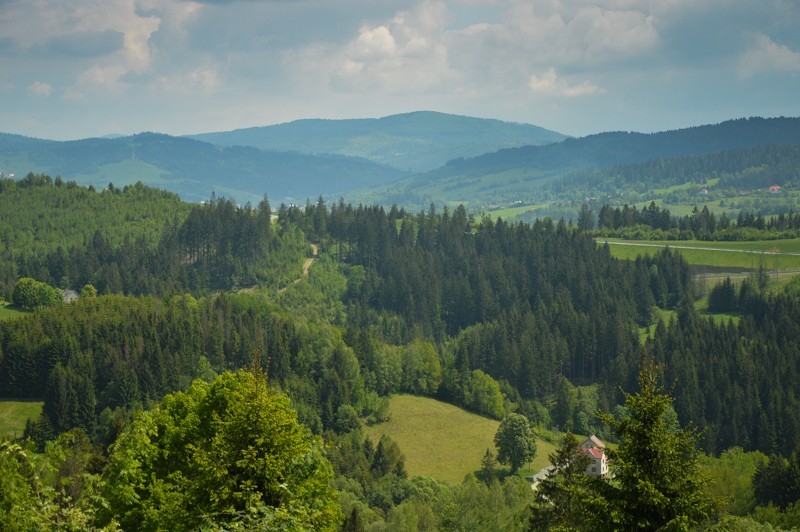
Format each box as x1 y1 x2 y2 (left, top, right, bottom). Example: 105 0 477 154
1 113 800 530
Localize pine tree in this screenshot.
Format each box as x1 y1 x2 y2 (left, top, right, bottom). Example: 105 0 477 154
596 356 717 530
529 432 592 530
530 356 717 530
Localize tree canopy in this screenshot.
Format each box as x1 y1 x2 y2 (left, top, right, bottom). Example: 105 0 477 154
533 357 717 530
494 413 537 474
100 370 342 531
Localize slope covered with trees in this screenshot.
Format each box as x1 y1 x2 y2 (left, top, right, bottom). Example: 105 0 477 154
0 133 407 203
373 116 800 209
189 111 568 173
3 175 800 528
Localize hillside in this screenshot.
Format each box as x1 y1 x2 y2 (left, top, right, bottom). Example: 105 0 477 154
364 394 556 484
189 111 568 173
0 132 407 204
366 116 800 209
1 181 798 528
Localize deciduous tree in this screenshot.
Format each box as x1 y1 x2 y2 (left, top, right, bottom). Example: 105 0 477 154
100 370 342 530
494 413 536 474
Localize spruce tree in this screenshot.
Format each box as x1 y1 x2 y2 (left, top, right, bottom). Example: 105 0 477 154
596 356 717 530
530 357 716 530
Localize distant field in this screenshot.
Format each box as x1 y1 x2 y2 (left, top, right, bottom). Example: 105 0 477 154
0 303 27 321
487 203 549 222
364 394 556 484
0 401 42 440
599 238 800 270
77 159 172 189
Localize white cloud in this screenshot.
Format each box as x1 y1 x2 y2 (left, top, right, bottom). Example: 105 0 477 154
738 34 800 78
27 81 53 97
294 0 458 94
71 65 128 95
529 68 604 97
353 26 398 59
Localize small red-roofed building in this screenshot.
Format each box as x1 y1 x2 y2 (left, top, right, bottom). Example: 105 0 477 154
580 435 609 478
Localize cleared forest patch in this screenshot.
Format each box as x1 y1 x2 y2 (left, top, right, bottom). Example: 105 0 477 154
600 238 800 270
0 400 42 440
364 394 556 484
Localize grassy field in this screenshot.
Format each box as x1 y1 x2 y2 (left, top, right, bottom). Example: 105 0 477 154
0 401 42 440
486 203 549 222
0 302 27 321
599 238 800 270
364 394 557 484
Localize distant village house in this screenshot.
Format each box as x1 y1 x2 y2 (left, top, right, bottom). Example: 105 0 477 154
580 435 609 478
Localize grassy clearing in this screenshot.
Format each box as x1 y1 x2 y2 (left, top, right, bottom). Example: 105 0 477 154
0 401 42 440
486 203 548 222
364 394 557 484
600 238 800 269
0 302 27 321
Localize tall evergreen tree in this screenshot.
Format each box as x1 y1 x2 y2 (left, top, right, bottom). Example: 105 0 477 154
595 356 717 530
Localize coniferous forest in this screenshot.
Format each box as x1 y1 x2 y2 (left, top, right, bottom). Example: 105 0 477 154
3 175 800 529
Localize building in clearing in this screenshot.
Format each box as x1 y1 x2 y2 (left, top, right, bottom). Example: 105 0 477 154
580 435 609 478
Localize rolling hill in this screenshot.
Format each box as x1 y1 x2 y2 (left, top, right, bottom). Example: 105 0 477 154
0 132 406 204
3 115 799 209
364 116 800 208
188 111 568 173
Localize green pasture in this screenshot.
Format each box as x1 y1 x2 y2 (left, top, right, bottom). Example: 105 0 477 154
650 177 721 195
77 159 172 189
0 302 27 321
364 394 557 484
599 238 800 270
486 203 549 222
0 401 43 440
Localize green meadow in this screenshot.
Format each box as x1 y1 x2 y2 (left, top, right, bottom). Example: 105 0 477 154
599 238 800 270
364 394 557 484
0 401 42 440
0 302 27 321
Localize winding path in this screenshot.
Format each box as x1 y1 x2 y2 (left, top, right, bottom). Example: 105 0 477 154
278 243 318 293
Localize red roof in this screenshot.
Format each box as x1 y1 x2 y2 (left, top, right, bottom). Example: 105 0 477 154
584 447 605 460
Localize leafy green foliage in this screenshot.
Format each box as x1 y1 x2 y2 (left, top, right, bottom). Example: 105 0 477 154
0 431 111 531
702 447 767 517
12 278 61 310
100 371 341 530
752 449 800 511
494 413 537 474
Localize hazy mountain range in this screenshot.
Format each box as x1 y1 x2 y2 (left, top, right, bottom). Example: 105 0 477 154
188 111 568 173
1 112 798 207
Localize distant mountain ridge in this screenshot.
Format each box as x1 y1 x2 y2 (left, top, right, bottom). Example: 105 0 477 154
373 116 800 207
0 132 406 203
188 111 568 173
3 115 799 208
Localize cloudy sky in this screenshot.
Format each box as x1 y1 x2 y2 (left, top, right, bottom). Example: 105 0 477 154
2 0 799 140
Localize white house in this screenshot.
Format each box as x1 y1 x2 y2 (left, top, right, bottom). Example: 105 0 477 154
580 435 609 478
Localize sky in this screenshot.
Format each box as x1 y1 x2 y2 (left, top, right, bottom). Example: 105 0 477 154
1 0 799 140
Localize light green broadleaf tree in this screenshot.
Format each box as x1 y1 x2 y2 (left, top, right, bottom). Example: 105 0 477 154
100 370 342 531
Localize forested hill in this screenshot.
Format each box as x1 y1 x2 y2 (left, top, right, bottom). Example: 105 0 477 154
375 116 800 207
188 111 568 173
549 143 800 198
4 180 800 527
0 132 407 203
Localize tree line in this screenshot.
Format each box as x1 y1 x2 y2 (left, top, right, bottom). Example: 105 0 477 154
589 201 800 241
